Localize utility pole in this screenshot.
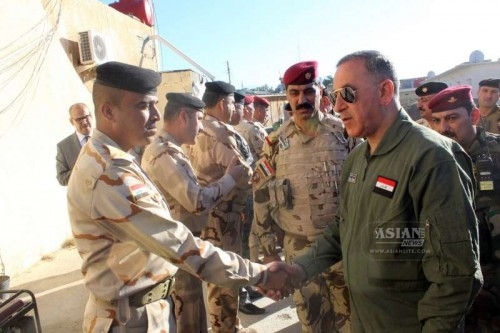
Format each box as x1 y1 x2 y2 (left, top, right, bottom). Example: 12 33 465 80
227 61 231 84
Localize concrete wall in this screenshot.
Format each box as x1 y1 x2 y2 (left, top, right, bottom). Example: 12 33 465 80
0 0 157 277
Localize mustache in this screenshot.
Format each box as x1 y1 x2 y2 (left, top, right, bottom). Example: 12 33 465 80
296 102 314 110
441 130 455 138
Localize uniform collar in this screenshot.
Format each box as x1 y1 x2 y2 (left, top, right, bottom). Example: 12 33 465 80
368 109 412 157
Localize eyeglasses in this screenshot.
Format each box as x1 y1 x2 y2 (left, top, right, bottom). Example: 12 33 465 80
72 114 91 123
330 86 357 105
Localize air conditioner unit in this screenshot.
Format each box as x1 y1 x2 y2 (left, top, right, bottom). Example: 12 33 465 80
78 31 108 65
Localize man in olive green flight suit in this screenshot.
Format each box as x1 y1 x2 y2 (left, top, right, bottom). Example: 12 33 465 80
283 50 482 333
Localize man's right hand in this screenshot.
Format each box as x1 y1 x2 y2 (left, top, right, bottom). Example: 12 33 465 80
225 156 245 181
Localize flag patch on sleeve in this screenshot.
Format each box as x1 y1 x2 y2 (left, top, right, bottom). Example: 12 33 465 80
373 176 397 198
130 183 149 202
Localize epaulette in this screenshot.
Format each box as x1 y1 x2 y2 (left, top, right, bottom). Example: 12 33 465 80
323 113 345 131
264 131 279 148
201 119 234 146
106 145 135 166
163 140 183 155
276 118 295 138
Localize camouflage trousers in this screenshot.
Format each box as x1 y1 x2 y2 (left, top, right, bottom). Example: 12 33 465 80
242 194 260 262
201 210 243 333
172 267 208 333
283 233 351 333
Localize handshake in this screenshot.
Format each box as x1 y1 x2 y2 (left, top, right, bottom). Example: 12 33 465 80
255 261 307 301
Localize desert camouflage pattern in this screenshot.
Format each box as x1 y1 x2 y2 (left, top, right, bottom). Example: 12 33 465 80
235 120 266 162
141 130 236 234
416 118 431 128
188 115 252 333
284 235 350 333
141 130 239 333
466 127 500 332
67 129 265 333
234 121 263 261
253 111 352 332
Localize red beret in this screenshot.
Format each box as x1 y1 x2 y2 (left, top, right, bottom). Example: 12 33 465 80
428 85 474 113
253 95 270 107
283 61 318 85
244 95 254 105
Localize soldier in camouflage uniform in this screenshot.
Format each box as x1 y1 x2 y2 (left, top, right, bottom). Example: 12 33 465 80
429 85 500 332
414 81 448 128
233 94 267 263
252 96 271 131
477 79 500 135
67 62 287 333
235 95 267 164
252 61 353 333
187 81 255 333
141 93 251 332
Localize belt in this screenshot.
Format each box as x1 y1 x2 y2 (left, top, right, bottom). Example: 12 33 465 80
93 277 175 308
129 277 175 307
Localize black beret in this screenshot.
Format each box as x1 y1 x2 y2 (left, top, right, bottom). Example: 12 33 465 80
415 81 448 97
205 81 235 95
166 93 205 110
234 92 245 104
95 61 161 94
479 78 500 88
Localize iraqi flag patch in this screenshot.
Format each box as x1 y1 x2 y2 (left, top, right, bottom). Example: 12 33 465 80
373 176 397 198
130 183 149 202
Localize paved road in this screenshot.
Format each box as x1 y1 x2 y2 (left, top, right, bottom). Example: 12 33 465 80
8 246 300 332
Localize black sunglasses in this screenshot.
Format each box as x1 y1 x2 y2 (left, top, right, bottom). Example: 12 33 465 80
330 86 357 105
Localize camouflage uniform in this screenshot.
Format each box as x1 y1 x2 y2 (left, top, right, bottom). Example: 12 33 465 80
465 127 500 332
416 118 431 128
141 130 238 333
234 120 267 261
480 105 500 135
188 115 253 333
253 111 352 332
67 129 266 333
234 120 266 162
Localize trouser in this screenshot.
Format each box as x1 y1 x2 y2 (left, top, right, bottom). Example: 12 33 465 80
242 194 260 262
201 211 243 333
84 295 176 333
283 233 351 333
172 268 208 333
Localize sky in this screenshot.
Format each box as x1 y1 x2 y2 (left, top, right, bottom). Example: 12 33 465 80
101 0 500 89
